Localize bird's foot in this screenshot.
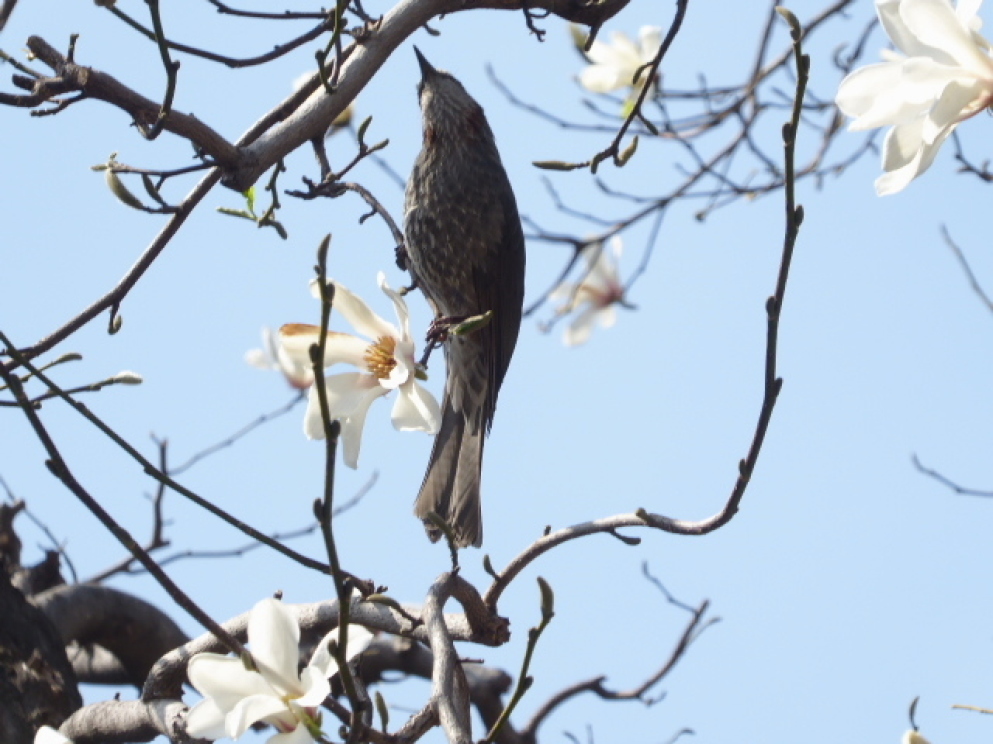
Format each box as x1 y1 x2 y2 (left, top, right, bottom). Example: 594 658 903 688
426 315 461 346
395 241 410 272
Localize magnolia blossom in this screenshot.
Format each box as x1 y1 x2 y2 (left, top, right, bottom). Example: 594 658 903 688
550 237 625 347
246 326 314 390
835 0 993 195
186 597 374 744
34 727 72 744
280 272 441 468
579 26 662 95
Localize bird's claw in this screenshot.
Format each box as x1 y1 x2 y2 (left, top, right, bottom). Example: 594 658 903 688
426 315 461 346
395 242 410 272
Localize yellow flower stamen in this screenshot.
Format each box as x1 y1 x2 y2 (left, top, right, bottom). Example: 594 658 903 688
364 336 397 379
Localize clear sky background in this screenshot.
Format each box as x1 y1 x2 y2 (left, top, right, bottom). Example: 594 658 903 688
3 1 992 743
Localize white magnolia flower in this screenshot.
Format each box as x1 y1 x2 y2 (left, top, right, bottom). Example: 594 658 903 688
280 272 441 468
903 730 932 744
550 237 625 347
579 26 662 95
835 0 993 195
246 326 314 390
186 597 374 744
34 727 71 744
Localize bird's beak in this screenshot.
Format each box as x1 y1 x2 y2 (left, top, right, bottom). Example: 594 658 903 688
413 46 436 80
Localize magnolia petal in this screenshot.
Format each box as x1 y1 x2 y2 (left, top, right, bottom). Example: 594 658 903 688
303 387 327 440
637 26 663 62
310 276 328 301
958 0 983 31
339 413 368 470
295 668 332 707
876 119 927 194
604 30 642 67
837 63 933 128
585 242 620 290
563 304 600 347
279 324 321 365
877 0 943 59
605 242 624 288
899 56 964 105
227 693 292 738
608 235 624 261
324 333 374 369
391 381 442 434
927 77 987 140
185 698 230 740
280 324 367 369
188 654 273 708
579 64 628 93
882 111 953 167
310 618 375 678
915 121 955 175
269 725 317 744
597 304 619 329
309 629 336 677
274 345 314 389
377 273 413 342
329 281 399 342
380 343 415 391
246 347 275 371
581 240 606 273
876 156 923 195
344 624 376 660
876 117 954 195
34 726 72 744
549 280 577 304
901 0 993 74
585 31 631 67
338 385 388 468
304 373 380 440
836 62 903 117
249 599 303 697
263 326 281 361
326 373 384 417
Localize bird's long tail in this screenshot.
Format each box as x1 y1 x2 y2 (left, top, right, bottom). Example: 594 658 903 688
414 397 484 548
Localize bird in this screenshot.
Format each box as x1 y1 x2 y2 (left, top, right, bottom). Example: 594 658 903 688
403 47 526 548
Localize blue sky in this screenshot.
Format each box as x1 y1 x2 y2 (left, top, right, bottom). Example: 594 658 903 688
3 1 993 743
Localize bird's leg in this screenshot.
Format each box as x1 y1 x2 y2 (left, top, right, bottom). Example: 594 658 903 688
418 324 445 369
427 310 494 346
418 314 466 369
427 315 461 344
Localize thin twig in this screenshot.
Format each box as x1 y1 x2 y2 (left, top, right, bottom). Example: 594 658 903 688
940 225 993 315
0 353 246 657
912 455 993 498
0 337 331 574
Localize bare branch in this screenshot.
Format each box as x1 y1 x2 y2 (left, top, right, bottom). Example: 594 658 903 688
912 455 993 499
14 36 237 162
940 225 993 315
423 572 473 744
59 698 187 744
142 594 500 701
35 584 189 687
224 0 632 191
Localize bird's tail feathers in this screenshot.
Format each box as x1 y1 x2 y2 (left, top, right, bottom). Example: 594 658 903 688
414 400 484 548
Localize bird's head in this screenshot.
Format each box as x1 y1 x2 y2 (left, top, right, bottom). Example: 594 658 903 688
413 47 488 139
